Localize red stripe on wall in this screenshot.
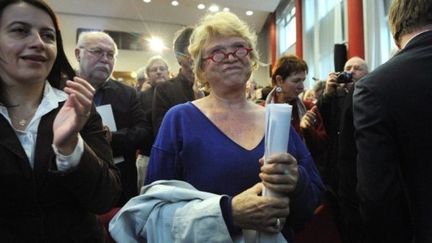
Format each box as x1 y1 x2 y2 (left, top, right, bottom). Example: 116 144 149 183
347 0 365 58
270 13 277 67
295 0 303 58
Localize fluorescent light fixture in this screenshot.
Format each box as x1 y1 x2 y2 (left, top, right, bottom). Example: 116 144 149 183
246 10 253 16
208 4 219 12
197 3 205 9
223 7 230 12
171 1 179 6
142 0 151 3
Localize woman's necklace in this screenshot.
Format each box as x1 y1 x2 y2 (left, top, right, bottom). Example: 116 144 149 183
18 119 26 126
10 109 37 129
17 117 29 127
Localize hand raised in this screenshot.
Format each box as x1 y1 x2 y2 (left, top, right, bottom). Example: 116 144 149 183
324 72 338 97
53 77 95 154
300 109 318 130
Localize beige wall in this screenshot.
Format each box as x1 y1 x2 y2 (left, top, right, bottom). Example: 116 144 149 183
56 13 270 86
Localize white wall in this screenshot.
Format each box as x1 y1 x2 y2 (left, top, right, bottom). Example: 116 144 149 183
256 21 272 87
56 12 269 85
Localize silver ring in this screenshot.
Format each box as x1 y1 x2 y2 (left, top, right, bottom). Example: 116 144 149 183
283 169 289 175
275 218 281 229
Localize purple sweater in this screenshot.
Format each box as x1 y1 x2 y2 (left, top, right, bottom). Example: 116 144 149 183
145 102 324 239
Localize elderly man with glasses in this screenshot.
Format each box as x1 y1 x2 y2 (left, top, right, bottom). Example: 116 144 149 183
75 31 152 206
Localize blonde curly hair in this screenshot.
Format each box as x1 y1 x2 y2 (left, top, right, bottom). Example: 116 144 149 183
189 12 261 87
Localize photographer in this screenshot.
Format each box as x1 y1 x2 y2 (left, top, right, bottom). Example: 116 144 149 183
316 56 368 243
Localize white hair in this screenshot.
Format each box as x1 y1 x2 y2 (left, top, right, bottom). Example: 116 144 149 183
76 31 118 55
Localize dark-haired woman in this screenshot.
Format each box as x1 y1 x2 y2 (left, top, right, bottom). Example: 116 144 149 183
0 0 121 242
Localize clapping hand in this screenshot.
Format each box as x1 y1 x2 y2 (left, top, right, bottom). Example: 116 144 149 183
53 77 95 155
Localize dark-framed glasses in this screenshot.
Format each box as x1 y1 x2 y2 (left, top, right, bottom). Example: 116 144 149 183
80 47 116 60
149 66 168 73
203 47 253 63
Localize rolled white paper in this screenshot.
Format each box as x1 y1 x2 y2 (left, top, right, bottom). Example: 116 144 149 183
254 103 292 243
263 103 292 198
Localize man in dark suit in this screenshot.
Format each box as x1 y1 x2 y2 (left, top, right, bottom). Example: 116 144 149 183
152 26 201 136
353 1 432 242
135 56 170 188
75 31 151 205
137 56 170 140
317 56 369 243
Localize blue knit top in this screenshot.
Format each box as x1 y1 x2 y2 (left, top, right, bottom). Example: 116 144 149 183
145 102 324 238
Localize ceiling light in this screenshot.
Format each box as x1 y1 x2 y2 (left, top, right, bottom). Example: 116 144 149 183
148 37 166 53
223 7 230 12
171 1 179 6
142 0 151 3
197 4 205 10
246 10 254 16
208 4 219 12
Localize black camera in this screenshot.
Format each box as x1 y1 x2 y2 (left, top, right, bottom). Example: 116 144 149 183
336 72 353 83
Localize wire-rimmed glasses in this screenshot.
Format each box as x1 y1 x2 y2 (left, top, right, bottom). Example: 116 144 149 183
80 47 116 60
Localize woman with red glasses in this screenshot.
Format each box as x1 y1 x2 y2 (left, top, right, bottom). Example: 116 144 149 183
111 11 323 242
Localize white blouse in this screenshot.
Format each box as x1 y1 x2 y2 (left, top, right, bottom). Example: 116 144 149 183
0 81 83 171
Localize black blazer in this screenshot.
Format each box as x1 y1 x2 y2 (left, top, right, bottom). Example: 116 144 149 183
152 71 194 136
137 86 156 156
96 79 152 204
0 102 121 242
337 88 360 209
353 30 432 243
97 79 152 158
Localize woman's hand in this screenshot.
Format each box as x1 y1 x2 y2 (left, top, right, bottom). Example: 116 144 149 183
259 153 299 194
232 183 290 233
53 77 95 154
300 109 318 130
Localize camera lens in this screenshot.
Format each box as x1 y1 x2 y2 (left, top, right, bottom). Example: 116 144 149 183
337 72 353 83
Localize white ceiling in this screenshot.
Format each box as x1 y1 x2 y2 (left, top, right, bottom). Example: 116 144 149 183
46 0 281 32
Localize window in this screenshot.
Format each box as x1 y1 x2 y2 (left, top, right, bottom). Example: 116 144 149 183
303 0 345 87
277 3 296 55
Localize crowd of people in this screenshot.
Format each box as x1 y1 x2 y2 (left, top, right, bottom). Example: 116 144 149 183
1 0 431 242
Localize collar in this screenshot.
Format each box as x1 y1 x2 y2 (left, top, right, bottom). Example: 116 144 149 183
401 27 432 49
96 79 113 91
0 81 67 128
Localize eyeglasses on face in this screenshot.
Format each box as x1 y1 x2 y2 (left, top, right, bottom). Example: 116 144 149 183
149 66 168 73
80 47 116 60
202 47 253 63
